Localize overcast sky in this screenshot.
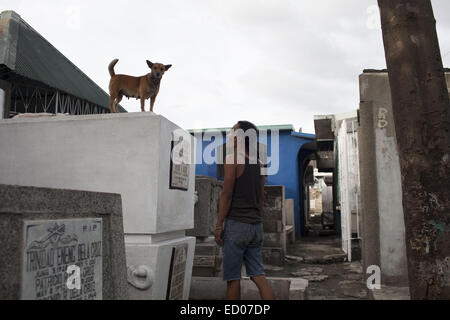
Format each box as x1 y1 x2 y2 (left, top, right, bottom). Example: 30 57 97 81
2 0 450 133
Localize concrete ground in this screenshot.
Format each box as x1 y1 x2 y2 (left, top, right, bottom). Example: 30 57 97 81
264 235 369 300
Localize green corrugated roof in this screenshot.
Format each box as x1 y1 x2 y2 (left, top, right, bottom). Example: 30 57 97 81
0 10 125 112
187 124 295 133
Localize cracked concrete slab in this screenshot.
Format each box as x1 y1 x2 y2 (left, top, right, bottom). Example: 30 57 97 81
265 236 369 300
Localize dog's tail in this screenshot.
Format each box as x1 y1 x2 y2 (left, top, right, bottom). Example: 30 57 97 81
108 59 119 77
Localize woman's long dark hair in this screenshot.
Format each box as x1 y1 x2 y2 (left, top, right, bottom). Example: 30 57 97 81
237 120 259 163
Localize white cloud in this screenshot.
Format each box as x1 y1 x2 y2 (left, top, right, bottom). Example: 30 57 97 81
1 0 449 134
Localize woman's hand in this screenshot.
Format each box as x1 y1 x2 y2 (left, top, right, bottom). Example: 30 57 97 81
214 228 223 246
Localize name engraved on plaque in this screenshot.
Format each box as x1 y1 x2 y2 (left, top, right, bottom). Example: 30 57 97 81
169 132 190 191
166 244 188 300
21 218 103 300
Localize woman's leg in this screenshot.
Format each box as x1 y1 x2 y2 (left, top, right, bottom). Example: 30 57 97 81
226 280 241 300
250 275 275 300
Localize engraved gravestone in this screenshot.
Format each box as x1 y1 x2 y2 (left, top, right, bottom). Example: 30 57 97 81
22 219 103 300
0 184 128 300
169 132 190 191
0 113 196 300
166 244 188 300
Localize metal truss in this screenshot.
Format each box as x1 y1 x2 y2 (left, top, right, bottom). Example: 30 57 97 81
10 82 109 117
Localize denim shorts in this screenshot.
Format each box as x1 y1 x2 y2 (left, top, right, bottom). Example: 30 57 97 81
222 218 265 281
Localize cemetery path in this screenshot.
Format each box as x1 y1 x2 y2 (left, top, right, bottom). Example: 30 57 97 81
264 236 369 300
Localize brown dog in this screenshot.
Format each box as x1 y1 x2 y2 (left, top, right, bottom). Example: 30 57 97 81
108 59 172 113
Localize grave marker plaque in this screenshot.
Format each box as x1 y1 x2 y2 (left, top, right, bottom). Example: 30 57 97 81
166 244 188 300
169 133 190 191
21 218 103 300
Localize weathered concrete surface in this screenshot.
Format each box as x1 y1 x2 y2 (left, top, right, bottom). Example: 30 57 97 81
262 247 284 266
189 177 287 267
286 236 346 264
359 72 409 286
191 238 222 277
188 177 223 277
265 236 369 300
284 199 295 244
187 176 222 238
289 278 309 300
189 276 308 300
241 277 291 300
0 113 197 300
125 235 196 300
371 286 410 300
0 184 128 300
189 277 227 300
358 100 381 287
262 185 286 265
0 113 195 235
358 72 450 287
285 199 295 227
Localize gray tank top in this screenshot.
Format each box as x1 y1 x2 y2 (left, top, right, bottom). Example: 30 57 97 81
227 158 262 224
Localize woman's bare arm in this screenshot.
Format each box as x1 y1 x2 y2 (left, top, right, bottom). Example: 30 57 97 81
260 174 266 213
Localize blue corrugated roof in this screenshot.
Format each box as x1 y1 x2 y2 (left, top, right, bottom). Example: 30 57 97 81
291 131 316 140
188 124 295 133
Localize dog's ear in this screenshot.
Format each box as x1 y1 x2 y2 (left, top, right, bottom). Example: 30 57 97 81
146 60 153 68
164 64 172 71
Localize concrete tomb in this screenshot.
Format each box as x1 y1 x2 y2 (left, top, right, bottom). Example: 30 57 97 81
189 276 308 300
189 177 287 270
0 184 128 300
284 199 295 244
0 113 196 299
358 71 409 288
262 185 286 266
187 176 223 278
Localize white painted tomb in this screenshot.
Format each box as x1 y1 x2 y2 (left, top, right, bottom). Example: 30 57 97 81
0 113 196 300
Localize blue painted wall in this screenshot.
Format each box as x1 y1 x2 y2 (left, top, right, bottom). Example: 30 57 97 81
192 129 315 238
